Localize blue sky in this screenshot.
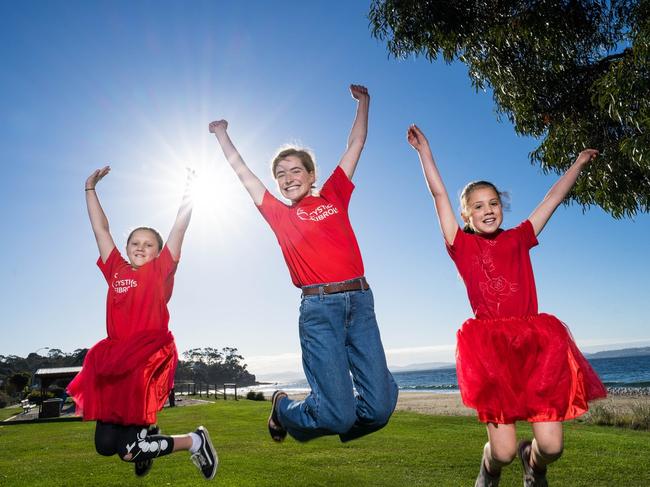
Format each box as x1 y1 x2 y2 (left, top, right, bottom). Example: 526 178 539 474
1 1 648 378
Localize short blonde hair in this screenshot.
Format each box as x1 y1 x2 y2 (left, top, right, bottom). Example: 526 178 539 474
271 146 317 180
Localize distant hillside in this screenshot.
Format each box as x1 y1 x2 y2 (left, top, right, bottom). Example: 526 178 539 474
389 347 650 372
586 346 650 359
390 362 455 373
254 371 305 383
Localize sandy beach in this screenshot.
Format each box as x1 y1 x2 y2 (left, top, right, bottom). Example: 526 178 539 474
277 391 650 418
395 392 474 416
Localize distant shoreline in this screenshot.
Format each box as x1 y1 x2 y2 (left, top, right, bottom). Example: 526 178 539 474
246 383 650 397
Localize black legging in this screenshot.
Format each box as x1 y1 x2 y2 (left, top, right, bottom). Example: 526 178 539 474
94 421 175 462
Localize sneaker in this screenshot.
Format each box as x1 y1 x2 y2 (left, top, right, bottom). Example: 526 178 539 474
475 442 501 487
518 440 548 487
190 426 218 480
134 425 160 477
268 390 288 442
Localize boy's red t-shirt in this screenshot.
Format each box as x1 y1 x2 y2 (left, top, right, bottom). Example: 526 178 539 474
258 166 364 287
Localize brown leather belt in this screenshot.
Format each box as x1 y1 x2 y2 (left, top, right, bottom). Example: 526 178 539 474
301 277 370 296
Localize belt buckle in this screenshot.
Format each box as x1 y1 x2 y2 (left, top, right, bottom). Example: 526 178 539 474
323 283 336 294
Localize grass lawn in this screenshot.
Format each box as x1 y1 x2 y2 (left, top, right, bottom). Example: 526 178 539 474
1 401 648 486
0 406 22 422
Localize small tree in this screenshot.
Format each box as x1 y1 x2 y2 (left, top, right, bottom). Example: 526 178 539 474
47 348 64 359
8 372 30 397
178 347 256 386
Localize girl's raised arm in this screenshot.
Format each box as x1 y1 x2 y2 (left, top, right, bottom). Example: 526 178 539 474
166 168 194 261
407 125 458 246
528 149 598 236
85 166 116 263
338 84 369 179
209 120 267 206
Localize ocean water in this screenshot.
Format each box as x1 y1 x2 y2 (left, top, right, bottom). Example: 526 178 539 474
392 354 650 392
252 354 650 394
589 354 650 388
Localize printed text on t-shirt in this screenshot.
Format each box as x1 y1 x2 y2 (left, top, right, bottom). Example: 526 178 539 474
296 204 339 222
112 278 138 294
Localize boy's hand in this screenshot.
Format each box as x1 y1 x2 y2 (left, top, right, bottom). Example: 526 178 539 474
208 120 228 134
350 84 369 102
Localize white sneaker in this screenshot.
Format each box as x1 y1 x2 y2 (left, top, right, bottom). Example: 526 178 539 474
190 426 218 480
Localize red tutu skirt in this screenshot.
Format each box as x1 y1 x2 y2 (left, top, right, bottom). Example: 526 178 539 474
67 330 177 426
456 313 606 424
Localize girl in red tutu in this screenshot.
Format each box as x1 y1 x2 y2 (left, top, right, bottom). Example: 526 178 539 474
67 166 217 480
407 125 606 487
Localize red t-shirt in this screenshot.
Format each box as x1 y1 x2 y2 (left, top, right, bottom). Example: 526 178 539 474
98 246 178 340
446 220 539 319
258 166 364 287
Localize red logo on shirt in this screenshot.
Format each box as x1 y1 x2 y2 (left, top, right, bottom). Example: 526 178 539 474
296 204 339 222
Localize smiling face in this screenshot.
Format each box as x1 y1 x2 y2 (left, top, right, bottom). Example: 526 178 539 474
461 185 503 235
274 155 316 203
126 228 162 268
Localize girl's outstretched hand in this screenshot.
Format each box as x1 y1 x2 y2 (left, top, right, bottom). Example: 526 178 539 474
576 149 599 165
407 124 429 151
350 84 369 101
208 120 228 134
86 166 110 190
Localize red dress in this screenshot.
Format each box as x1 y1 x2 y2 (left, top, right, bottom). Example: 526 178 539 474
447 221 606 423
67 246 179 426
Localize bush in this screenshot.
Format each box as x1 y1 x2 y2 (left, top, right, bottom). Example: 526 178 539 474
246 391 265 401
0 390 12 408
584 399 650 431
25 390 54 405
630 401 650 430
586 403 615 426
49 386 66 398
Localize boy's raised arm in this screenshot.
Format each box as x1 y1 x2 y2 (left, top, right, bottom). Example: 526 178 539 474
338 84 369 180
209 120 267 206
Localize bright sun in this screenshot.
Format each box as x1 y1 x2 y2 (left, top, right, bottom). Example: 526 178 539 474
122 123 273 250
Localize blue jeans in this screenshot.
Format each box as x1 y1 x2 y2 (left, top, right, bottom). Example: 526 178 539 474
276 287 398 442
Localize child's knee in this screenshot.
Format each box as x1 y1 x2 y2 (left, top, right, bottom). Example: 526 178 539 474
490 442 516 465
320 413 356 434
94 436 117 457
534 438 563 462
366 402 394 427
94 422 119 457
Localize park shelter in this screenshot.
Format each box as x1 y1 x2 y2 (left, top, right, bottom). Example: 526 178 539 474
33 367 81 418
